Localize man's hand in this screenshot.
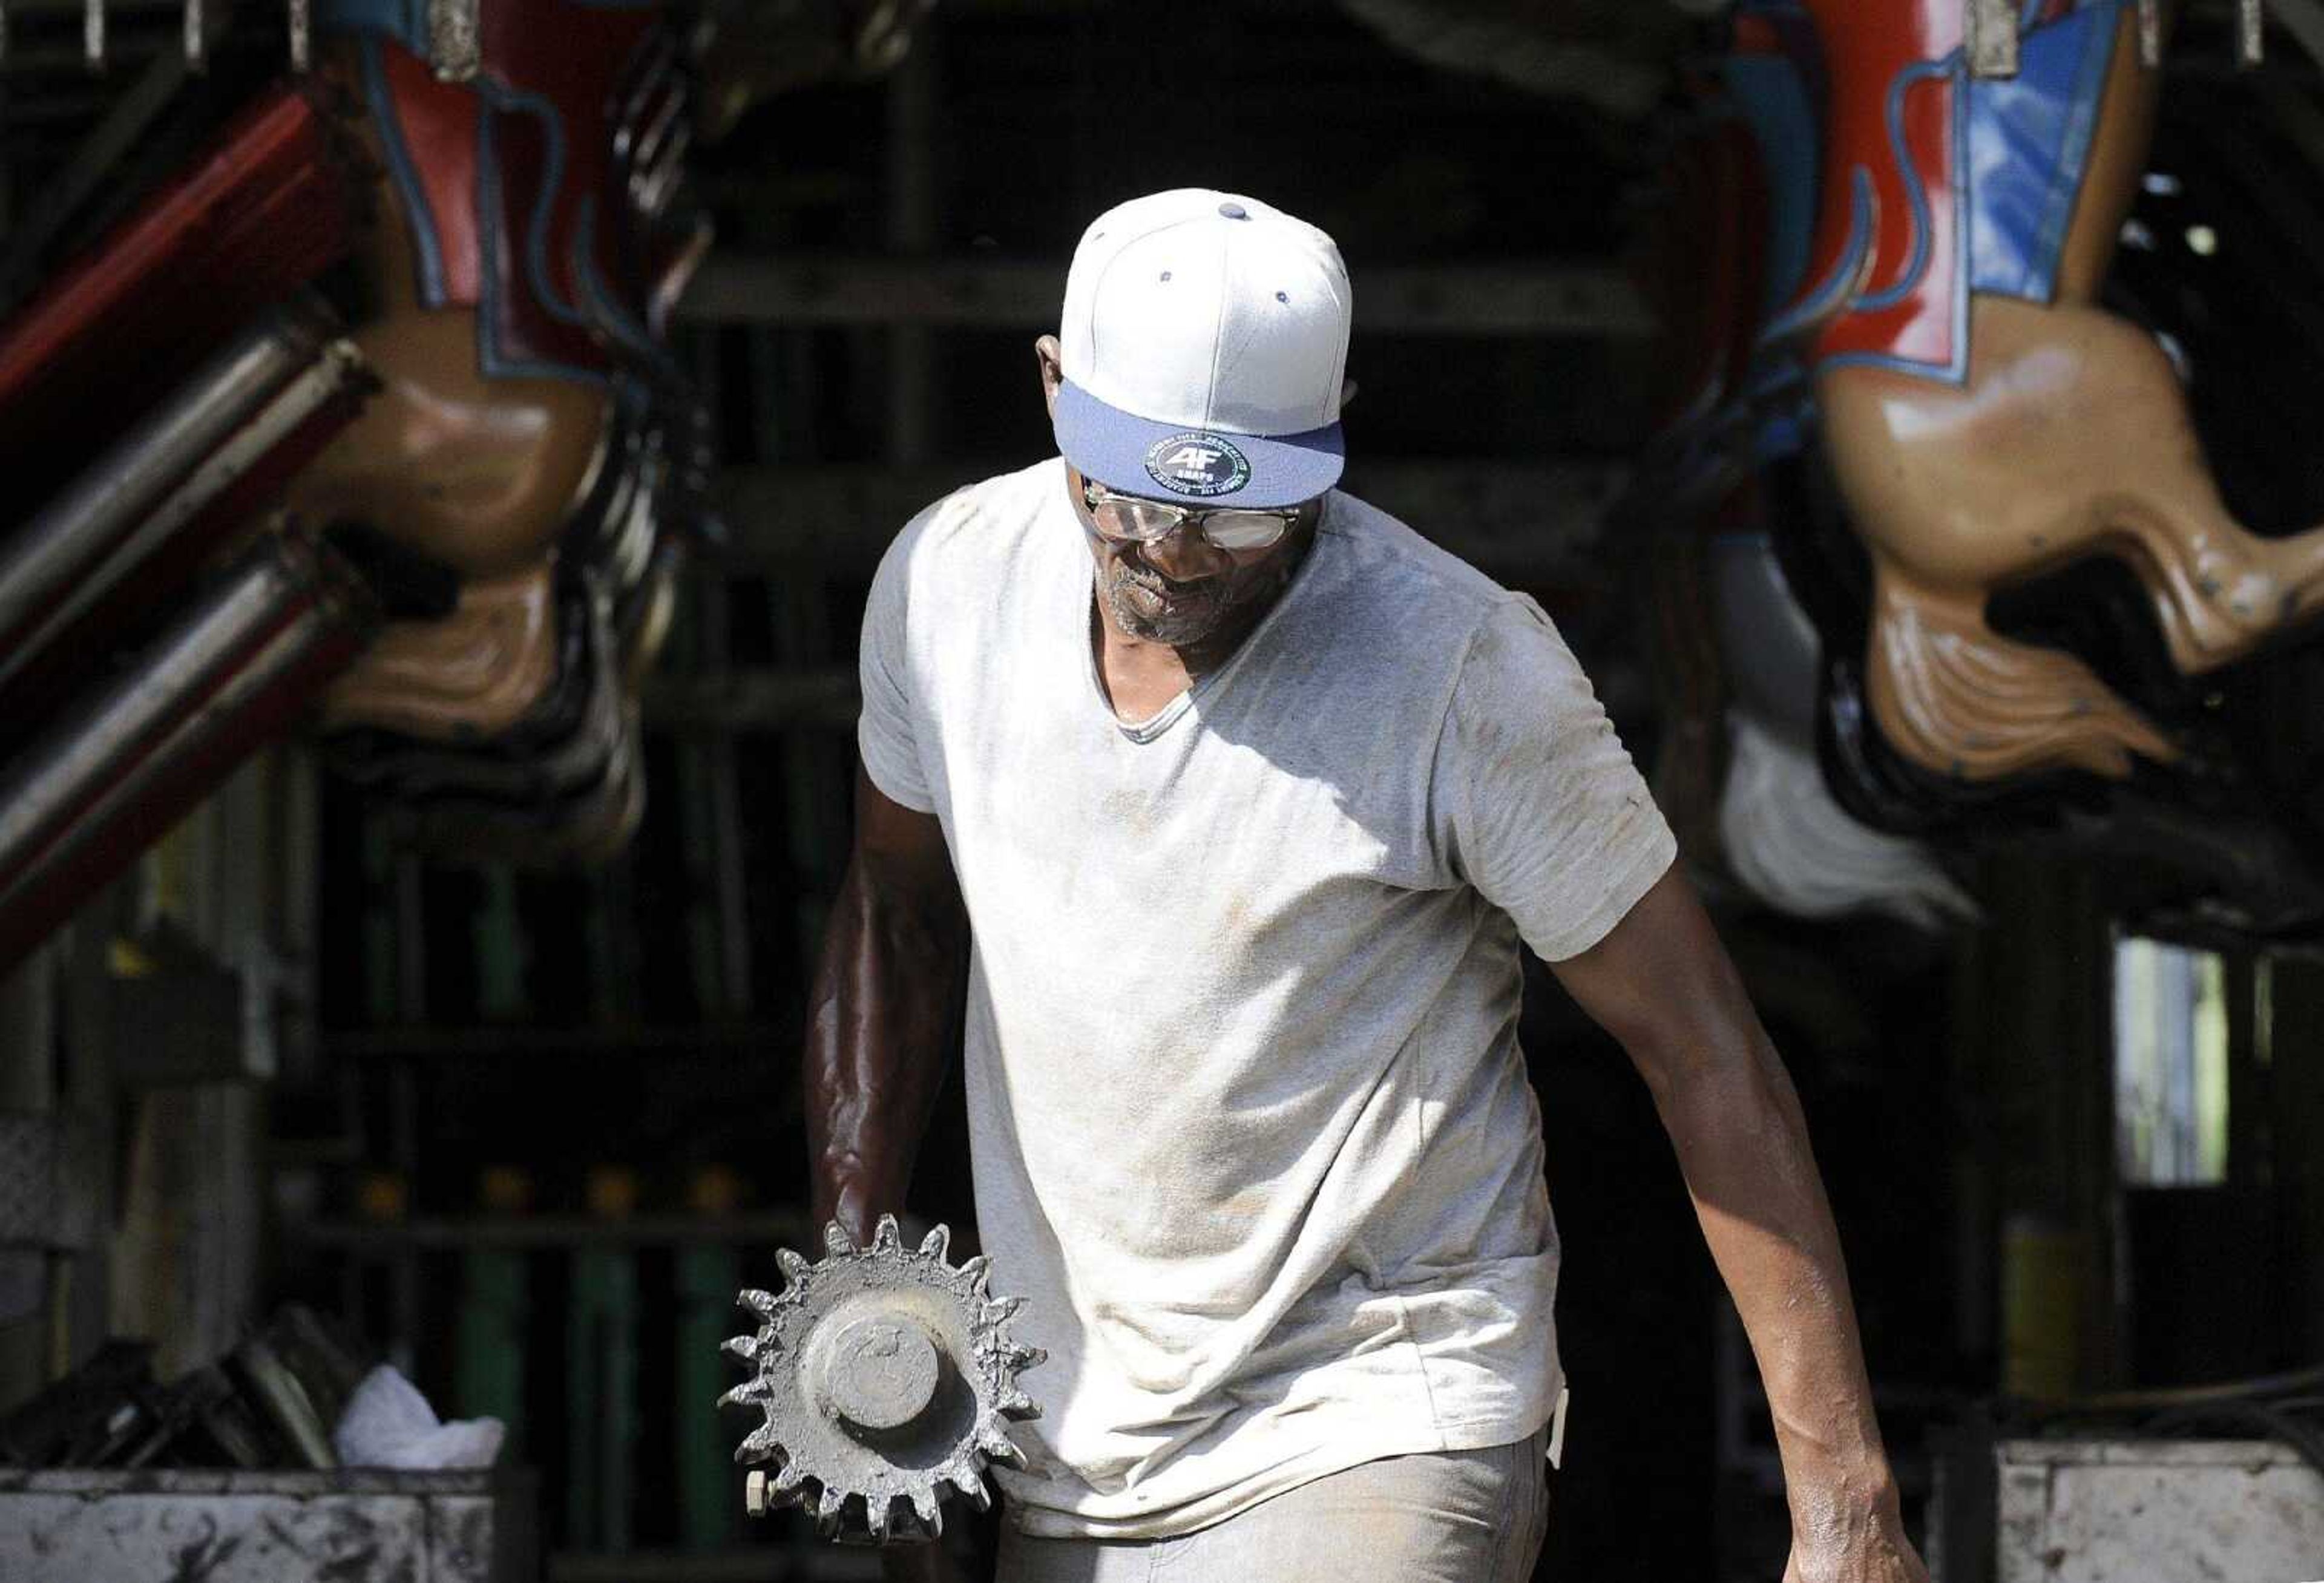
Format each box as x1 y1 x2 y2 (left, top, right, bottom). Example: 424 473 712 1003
1552 869 1931 1581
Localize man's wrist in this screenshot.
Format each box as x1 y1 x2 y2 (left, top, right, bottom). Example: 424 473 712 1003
813 1171 895 1248
1782 1443 1903 1541
1775 1409 1900 1500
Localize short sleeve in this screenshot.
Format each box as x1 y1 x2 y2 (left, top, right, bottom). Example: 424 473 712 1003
856 512 938 813
1437 596 1676 961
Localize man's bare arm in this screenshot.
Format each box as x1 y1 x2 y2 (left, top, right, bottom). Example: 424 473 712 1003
799 772 967 1583
1550 868 1929 1583
805 762 970 1247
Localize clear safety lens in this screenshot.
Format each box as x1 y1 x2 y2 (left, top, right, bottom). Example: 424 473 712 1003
1090 497 1183 542
1199 511 1293 550
1089 496 1290 551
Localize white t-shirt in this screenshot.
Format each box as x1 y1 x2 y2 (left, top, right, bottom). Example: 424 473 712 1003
856 457 1675 1539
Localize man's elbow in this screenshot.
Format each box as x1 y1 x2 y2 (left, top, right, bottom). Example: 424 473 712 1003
1622 1010 1790 1132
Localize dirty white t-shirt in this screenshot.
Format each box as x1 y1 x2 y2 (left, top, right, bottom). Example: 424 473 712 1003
856 457 1675 1540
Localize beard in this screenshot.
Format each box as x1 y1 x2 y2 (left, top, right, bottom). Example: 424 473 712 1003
1100 560 1230 646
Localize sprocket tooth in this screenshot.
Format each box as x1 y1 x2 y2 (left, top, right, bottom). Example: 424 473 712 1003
978 1427 1025 1465
868 1493 893 1542
737 1288 779 1318
816 1481 853 1524
999 1386 1039 1418
947 1469 994 1513
721 1333 766 1363
735 1422 782 1463
822 1220 858 1256
980 1295 1025 1325
918 1224 951 1262
873 1213 902 1251
717 1378 771 1409
776 1248 813 1285
770 1460 809 1494
910 1483 944 1527
957 1254 991 1294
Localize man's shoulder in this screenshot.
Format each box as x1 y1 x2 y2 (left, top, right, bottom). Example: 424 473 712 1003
867 458 1065 651
893 457 1063 561
1315 490 1525 635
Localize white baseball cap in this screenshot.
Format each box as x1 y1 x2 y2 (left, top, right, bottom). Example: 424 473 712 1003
1053 189 1351 510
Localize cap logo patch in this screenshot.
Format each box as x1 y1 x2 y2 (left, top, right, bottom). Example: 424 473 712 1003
1143 433 1251 497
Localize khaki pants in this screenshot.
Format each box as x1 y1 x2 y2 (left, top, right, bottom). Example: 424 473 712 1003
996 1431 1550 1582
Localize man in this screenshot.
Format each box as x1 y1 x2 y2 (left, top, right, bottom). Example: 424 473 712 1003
806 188 1929 1582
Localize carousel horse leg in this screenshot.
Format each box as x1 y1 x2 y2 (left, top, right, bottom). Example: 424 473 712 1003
1825 293 2324 782
280 308 609 580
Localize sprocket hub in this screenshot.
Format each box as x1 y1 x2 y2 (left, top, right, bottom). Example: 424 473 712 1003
723 1216 1045 1542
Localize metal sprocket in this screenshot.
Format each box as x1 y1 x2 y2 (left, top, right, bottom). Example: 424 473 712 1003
723 1215 1045 1542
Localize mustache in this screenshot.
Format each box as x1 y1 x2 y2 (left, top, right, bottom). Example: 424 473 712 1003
1112 566 1218 605
1115 557 1215 597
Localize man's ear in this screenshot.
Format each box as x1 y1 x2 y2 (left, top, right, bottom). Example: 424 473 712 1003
1035 334 1065 420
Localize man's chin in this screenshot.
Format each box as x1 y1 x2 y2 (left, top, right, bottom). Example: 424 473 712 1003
1107 580 1224 646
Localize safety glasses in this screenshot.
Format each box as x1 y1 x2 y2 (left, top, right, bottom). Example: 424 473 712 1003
1080 479 1304 552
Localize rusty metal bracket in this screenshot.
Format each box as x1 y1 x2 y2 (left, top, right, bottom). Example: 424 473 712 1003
1968 0 2020 79
426 0 479 80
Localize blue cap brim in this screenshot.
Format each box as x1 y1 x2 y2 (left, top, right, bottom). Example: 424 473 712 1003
1053 380 1344 510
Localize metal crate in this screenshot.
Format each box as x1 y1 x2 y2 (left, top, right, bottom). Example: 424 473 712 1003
0 1467 538 1582
1995 1439 2324 1583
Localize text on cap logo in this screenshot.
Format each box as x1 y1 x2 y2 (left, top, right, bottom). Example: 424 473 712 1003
1143 433 1252 497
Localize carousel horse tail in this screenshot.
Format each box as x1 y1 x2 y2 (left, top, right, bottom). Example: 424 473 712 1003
1863 553 2179 782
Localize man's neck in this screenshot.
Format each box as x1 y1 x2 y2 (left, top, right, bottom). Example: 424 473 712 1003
1089 531 1315 719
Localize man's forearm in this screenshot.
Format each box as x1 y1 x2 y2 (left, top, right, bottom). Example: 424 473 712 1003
803 856 968 1243
1650 1024 1899 1535
1554 873 1923 1577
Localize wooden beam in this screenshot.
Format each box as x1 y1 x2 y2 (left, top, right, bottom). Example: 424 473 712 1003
0 30 193 304
677 254 1653 338
645 665 860 731
709 459 1624 579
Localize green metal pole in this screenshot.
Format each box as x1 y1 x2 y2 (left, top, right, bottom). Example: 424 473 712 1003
455 1167 530 1463
568 1167 639 1553
676 1167 743 1550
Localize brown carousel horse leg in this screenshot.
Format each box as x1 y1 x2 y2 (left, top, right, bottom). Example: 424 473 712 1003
279 313 608 583
1822 7 2324 781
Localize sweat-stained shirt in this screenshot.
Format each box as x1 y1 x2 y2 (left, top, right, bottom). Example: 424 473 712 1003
855 456 1676 1539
